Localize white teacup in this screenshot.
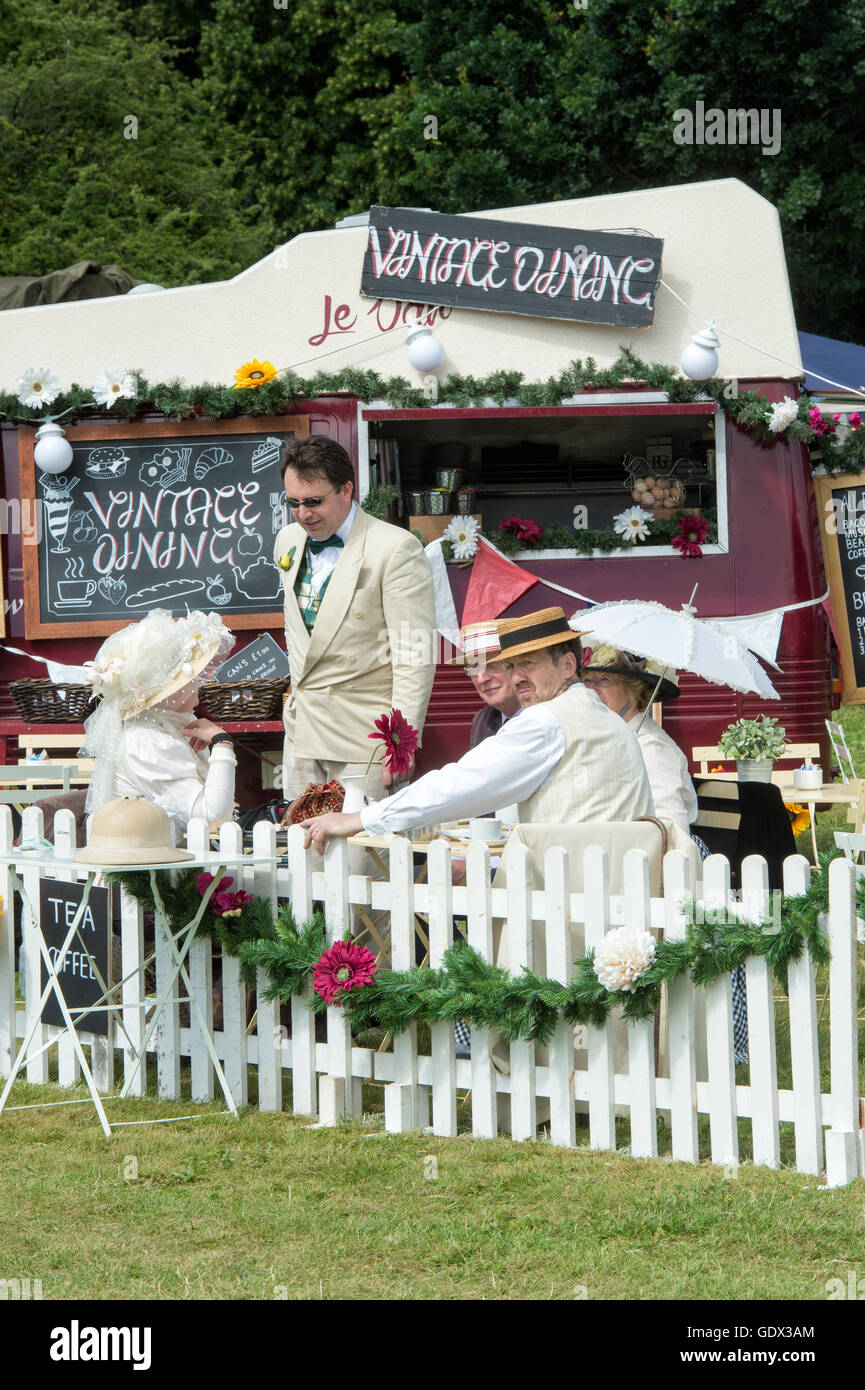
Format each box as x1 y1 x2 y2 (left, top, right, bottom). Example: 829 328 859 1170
469 817 502 841
793 767 822 789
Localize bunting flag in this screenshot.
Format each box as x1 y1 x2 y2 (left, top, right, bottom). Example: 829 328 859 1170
461 537 539 627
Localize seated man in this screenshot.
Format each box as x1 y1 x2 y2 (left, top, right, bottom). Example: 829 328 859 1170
301 606 653 849
451 620 522 748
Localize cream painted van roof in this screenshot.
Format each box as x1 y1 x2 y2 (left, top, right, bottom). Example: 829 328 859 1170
0 178 801 392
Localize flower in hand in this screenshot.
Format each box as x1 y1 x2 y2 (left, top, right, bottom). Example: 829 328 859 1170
367 708 419 778
313 939 378 1006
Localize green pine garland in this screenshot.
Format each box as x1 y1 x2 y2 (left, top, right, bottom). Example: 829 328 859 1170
2 346 858 474
107 848 857 1045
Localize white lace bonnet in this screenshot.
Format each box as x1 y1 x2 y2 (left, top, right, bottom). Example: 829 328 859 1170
84 609 235 718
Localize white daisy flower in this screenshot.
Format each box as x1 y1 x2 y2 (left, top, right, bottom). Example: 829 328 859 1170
613 505 653 543
92 370 137 408
443 514 481 560
16 366 61 409
767 396 798 433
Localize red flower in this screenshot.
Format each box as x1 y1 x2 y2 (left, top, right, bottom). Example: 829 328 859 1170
212 888 254 917
850 413 862 431
671 514 710 558
313 940 378 1005
197 872 234 897
500 515 542 545
368 708 419 775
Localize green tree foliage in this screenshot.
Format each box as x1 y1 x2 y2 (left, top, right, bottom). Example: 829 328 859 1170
199 0 407 237
0 0 269 285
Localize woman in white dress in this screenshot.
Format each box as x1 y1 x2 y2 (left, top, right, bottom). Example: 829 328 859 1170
82 609 237 838
580 644 697 835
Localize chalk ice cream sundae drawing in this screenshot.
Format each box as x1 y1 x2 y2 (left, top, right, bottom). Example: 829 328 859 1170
85 446 130 480
39 472 78 554
138 446 191 488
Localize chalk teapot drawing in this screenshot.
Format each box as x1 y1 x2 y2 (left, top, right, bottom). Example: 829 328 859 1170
230 557 282 601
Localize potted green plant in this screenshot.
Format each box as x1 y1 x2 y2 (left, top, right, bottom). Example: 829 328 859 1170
717 715 787 783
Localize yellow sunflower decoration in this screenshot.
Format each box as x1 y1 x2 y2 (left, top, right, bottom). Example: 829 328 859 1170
784 802 811 837
233 358 278 389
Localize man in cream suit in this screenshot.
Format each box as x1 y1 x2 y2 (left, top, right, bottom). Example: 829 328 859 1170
274 434 436 802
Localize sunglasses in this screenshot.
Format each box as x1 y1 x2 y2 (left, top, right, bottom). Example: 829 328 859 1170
284 490 339 509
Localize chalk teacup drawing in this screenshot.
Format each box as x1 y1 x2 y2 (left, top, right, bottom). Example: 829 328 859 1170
56 579 97 607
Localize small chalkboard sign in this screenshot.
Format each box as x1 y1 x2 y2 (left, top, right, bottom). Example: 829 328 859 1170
813 471 865 704
19 415 309 638
213 632 290 683
39 879 111 1034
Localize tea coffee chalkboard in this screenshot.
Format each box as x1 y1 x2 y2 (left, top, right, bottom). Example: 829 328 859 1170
39 879 111 1035
19 416 309 638
813 470 865 703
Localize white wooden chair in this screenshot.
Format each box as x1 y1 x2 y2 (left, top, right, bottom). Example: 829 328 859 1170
16 733 93 788
692 742 821 788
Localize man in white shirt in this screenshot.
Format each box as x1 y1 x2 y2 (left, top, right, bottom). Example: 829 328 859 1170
301 606 653 851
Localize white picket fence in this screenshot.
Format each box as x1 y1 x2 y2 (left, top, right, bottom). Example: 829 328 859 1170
1 804 864 1186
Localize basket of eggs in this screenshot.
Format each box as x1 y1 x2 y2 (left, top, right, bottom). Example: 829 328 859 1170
622 453 688 519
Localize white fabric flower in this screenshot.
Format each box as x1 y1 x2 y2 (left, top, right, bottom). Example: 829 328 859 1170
92 369 136 408
613 505 653 544
16 366 61 409
443 515 481 560
767 396 799 433
593 925 656 993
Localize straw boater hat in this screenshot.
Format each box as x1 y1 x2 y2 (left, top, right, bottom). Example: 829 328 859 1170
581 644 681 702
75 797 194 864
495 606 586 662
446 620 505 667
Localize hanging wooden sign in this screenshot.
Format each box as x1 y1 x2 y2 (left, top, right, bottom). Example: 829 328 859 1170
360 206 663 328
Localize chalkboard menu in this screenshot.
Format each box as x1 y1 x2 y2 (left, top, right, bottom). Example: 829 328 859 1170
19 415 309 637
39 879 111 1035
361 206 664 328
813 472 865 703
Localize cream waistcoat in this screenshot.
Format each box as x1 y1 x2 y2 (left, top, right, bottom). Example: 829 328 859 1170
517 683 653 824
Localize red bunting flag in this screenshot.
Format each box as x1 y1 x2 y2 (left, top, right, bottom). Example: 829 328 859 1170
461 538 539 627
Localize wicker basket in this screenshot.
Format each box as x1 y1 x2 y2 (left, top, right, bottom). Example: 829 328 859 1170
9 678 96 723
197 677 290 722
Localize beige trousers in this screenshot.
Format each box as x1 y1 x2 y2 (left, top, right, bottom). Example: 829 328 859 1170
282 745 388 945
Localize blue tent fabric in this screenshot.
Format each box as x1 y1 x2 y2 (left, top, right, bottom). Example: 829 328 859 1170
798 330 865 395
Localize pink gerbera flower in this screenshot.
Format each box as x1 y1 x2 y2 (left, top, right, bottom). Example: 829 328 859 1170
197 872 234 897
313 940 378 1006
212 888 254 918
500 515 542 545
367 708 419 776
671 514 710 558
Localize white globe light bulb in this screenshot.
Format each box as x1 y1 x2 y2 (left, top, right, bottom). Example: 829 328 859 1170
34 422 74 474
406 326 446 373
680 322 720 380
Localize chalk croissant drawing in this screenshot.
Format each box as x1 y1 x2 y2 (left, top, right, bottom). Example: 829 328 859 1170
193 446 233 480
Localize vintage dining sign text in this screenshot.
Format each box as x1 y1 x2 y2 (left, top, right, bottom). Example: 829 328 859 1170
360 206 663 328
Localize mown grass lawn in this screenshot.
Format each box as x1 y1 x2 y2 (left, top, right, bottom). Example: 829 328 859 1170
1 1073 864 1302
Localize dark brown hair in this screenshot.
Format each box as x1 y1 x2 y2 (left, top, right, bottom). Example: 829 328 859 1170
549 636 582 675
279 435 355 496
